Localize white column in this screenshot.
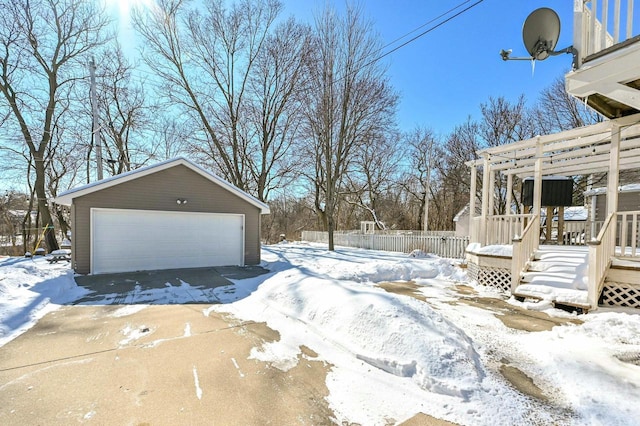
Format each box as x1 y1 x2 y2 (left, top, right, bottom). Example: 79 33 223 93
533 137 543 251
488 170 495 216
469 164 477 243
607 124 621 217
506 173 513 214
480 155 491 245
573 0 584 67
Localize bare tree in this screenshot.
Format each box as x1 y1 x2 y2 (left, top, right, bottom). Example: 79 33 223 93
243 17 311 200
478 96 536 214
133 0 300 201
98 46 150 175
533 75 602 133
344 129 402 229
399 127 438 230
302 4 398 249
431 118 484 227
148 120 191 161
0 0 110 251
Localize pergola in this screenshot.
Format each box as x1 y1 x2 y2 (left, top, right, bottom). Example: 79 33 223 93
467 113 640 246
466 113 640 308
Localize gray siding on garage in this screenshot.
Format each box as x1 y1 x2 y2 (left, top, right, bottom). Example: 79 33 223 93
72 165 261 274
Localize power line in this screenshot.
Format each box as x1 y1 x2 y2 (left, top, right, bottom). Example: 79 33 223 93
364 0 485 70
379 0 476 52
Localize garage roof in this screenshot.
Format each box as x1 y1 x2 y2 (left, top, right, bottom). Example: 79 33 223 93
54 157 270 214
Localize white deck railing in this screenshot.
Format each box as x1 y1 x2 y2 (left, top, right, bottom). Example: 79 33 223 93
486 214 533 245
301 230 469 259
562 221 587 245
588 212 616 308
575 0 637 64
617 210 640 257
511 215 540 292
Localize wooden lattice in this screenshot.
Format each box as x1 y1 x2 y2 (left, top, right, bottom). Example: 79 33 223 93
467 262 511 293
601 282 640 309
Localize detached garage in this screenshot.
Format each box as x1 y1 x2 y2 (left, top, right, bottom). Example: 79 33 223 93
54 158 270 275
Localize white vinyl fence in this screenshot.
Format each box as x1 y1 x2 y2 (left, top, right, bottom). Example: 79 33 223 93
301 230 469 259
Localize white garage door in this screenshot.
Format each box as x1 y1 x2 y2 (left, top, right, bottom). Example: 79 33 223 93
91 208 244 274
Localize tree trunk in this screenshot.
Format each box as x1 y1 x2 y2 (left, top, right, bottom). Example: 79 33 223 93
327 214 335 251
34 155 59 252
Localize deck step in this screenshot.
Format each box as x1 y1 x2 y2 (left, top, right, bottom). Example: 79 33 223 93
526 261 583 273
513 291 591 313
515 246 590 311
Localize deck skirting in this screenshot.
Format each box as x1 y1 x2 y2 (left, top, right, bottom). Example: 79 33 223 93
466 253 512 293
601 282 640 308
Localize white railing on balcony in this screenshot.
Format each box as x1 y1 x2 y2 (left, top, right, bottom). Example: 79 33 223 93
588 212 616 307
511 215 541 292
575 0 637 64
617 210 640 257
485 214 533 246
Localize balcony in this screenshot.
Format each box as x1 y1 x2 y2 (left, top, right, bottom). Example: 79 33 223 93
566 0 640 118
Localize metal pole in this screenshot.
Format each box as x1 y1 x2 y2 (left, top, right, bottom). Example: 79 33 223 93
89 57 103 181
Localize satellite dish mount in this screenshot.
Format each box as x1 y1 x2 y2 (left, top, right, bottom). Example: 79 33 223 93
500 7 577 69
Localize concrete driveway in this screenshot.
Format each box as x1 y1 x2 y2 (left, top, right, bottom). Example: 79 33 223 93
0 266 457 425
0 304 335 425
73 265 268 305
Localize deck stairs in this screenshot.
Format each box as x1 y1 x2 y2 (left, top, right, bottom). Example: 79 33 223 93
513 246 590 312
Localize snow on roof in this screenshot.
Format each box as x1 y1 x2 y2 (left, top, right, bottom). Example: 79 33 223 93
584 183 640 197
562 206 588 221
53 157 270 214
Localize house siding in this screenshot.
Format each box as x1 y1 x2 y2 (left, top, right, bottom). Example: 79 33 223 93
594 191 640 221
72 165 261 274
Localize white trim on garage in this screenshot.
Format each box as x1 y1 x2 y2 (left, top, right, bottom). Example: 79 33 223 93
55 157 269 214
90 208 245 274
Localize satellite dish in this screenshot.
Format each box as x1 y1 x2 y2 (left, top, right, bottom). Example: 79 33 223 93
500 7 577 68
522 7 561 61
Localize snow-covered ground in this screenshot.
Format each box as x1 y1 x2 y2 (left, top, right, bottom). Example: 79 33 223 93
2 244 640 425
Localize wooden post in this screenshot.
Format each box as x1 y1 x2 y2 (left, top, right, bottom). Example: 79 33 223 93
607 123 621 254
506 173 513 215
546 206 553 243
481 155 491 245
469 164 477 243
558 206 565 244
607 124 621 218
573 0 584 67
488 170 495 216
533 137 543 251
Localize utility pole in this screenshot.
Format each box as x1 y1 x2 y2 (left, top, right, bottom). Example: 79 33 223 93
89 57 103 181
423 140 433 232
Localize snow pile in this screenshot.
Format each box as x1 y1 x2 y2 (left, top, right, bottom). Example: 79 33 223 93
211 245 487 419
224 272 483 398
0 257 89 346
466 243 513 256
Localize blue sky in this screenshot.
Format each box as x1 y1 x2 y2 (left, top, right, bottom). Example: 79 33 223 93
281 1 578 136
